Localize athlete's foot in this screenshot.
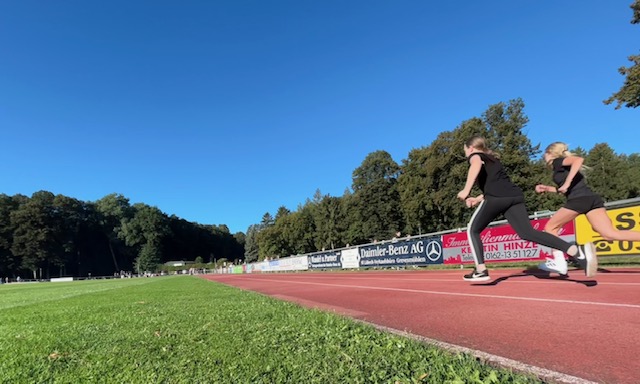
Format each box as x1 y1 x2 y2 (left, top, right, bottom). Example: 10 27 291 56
581 242 598 278
463 268 490 282
567 255 585 270
538 258 568 275
568 244 588 270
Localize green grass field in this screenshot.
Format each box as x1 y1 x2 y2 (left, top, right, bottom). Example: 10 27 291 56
0 276 541 383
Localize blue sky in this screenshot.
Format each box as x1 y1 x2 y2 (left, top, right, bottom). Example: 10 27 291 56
1 1 637 234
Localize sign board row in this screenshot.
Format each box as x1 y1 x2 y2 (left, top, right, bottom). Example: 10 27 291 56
247 205 640 273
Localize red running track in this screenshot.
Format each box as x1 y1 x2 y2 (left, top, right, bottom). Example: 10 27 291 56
202 268 640 384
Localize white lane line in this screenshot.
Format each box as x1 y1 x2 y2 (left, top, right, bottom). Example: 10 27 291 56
255 278 640 309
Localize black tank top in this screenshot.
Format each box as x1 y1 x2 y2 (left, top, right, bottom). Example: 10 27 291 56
551 157 597 199
469 152 522 198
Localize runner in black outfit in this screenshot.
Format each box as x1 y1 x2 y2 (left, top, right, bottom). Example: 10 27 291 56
457 136 595 282
535 142 638 277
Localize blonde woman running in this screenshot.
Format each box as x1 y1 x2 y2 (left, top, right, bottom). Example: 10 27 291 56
536 142 639 277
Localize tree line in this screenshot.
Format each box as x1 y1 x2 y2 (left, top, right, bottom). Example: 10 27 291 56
245 98 640 263
0 193 245 280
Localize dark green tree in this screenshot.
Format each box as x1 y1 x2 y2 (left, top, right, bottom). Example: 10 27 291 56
257 224 283 259
210 224 244 263
623 153 640 197
11 191 59 279
347 150 403 243
313 194 345 250
604 0 640 109
51 194 86 276
261 212 275 227
584 143 629 201
233 232 246 254
119 204 170 272
0 194 22 276
95 194 134 271
280 204 316 255
275 206 291 222
135 240 162 273
244 224 261 262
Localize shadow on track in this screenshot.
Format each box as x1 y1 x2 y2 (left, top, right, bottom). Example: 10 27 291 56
471 269 598 287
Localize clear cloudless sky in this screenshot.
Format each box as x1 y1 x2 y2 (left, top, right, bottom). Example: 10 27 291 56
1 1 638 234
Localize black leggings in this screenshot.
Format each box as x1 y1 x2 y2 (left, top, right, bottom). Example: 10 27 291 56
467 195 573 265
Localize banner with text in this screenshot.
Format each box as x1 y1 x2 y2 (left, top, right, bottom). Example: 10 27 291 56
266 259 280 272
308 251 342 269
443 218 575 264
277 255 309 271
358 237 444 268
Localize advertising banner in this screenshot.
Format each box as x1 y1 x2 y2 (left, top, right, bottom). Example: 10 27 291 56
443 218 575 264
267 259 280 272
358 237 443 268
575 204 640 256
278 255 309 271
341 248 360 269
251 261 267 273
308 251 342 269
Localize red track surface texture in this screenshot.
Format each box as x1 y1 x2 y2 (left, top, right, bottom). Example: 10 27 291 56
202 268 640 384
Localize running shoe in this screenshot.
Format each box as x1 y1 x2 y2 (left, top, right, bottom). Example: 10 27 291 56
570 243 588 270
463 268 490 282
567 254 585 270
538 258 568 275
582 242 598 278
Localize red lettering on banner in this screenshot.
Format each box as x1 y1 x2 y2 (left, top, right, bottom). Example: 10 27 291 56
484 244 499 252
446 237 468 247
480 230 521 244
503 241 536 250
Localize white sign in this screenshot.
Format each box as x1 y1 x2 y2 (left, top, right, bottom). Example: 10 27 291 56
341 248 360 269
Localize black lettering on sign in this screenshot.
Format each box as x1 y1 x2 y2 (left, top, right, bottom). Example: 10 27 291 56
615 212 636 230
594 239 612 252
620 241 633 252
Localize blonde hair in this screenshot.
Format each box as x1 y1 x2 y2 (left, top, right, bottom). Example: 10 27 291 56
544 142 589 172
465 136 498 157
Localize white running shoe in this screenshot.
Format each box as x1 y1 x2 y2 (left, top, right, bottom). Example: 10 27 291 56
538 258 568 275
582 242 598 278
539 250 568 275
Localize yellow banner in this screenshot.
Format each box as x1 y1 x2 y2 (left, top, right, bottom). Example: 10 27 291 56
575 204 640 256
